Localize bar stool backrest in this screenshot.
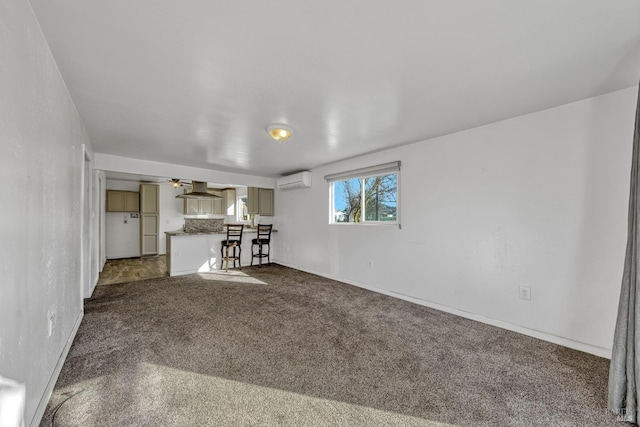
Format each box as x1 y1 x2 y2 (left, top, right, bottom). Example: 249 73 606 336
256 224 272 242
226 224 244 242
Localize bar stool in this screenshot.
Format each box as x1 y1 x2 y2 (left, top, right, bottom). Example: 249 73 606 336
221 224 244 271
251 224 273 266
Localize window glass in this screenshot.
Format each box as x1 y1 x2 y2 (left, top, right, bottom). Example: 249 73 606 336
237 196 248 221
331 173 397 224
333 178 361 222
364 174 397 222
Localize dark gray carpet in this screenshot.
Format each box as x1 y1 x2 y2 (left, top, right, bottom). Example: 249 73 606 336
42 265 619 426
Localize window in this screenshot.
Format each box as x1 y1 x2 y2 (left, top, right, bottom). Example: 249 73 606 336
326 161 400 224
237 196 248 221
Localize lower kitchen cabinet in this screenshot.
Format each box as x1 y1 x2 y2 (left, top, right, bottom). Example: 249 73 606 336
141 213 159 255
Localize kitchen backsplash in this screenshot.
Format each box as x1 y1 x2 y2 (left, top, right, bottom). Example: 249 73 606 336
184 218 224 233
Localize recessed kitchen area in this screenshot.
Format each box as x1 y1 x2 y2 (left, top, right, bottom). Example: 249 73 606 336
104 174 279 277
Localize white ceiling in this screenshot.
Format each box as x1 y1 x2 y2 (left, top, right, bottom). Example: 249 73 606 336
30 0 640 178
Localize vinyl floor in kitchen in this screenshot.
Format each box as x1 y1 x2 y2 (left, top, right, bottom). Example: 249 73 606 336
97 255 167 286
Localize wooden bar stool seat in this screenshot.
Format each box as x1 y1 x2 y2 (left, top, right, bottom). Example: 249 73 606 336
221 224 244 271
251 224 273 267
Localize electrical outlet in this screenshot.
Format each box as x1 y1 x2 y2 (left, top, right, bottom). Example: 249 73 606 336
367 260 374 269
519 286 531 301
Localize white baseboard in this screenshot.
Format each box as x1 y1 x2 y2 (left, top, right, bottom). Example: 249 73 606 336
30 310 84 427
273 260 612 359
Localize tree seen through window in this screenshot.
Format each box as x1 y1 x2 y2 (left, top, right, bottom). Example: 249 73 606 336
333 173 397 223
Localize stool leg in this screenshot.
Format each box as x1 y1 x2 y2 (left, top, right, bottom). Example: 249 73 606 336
233 244 237 269
233 243 242 270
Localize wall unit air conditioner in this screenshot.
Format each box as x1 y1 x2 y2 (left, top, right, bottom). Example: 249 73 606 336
276 171 312 191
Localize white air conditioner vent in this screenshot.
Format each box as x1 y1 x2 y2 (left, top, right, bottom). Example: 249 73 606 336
276 171 312 191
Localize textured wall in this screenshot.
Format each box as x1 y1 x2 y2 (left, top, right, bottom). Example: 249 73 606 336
274 87 637 357
0 0 92 425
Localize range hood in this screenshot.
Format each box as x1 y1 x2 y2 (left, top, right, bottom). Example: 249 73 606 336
175 181 222 199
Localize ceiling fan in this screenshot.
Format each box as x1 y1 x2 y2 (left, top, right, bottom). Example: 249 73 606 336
169 178 186 188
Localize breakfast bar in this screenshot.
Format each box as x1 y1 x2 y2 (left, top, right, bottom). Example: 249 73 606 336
165 229 253 276
165 218 275 276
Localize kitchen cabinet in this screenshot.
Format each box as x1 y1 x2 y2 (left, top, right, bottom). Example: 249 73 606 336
140 184 159 256
183 194 218 215
258 188 274 216
182 189 236 215
246 187 259 214
184 198 215 215
222 188 236 216
247 187 274 216
140 184 159 214
184 198 198 215
107 190 139 212
213 196 222 215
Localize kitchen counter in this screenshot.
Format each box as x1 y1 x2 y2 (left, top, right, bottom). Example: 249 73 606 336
164 228 269 236
165 227 276 276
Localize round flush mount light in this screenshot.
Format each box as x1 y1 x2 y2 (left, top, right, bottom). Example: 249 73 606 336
267 124 294 143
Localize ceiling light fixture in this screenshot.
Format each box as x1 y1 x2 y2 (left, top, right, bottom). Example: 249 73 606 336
170 178 183 188
267 124 294 143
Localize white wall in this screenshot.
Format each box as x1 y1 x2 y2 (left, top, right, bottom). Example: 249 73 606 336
274 86 637 357
106 180 141 259
159 183 187 254
0 1 93 425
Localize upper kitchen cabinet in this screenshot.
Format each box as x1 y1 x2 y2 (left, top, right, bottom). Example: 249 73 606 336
258 188 274 216
140 184 159 214
222 188 236 216
107 190 139 212
247 187 274 216
183 189 236 215
183 190 219 215
184 198 198 215
184 198 215 215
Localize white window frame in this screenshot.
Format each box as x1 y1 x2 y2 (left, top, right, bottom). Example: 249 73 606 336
325 161 401 227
